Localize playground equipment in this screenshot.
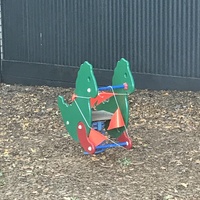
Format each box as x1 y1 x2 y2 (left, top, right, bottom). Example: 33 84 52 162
58 58 135 154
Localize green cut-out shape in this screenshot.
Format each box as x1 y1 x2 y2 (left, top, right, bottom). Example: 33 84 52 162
112 58 135 94
58 61 98 141
96 58 135 138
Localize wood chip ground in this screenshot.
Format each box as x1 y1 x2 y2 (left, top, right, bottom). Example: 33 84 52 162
0 83 200 200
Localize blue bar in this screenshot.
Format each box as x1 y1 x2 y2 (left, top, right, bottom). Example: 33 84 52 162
95 142 128 150
98 84 125 91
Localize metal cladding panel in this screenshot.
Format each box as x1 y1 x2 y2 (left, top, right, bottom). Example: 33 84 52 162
1 0 200 78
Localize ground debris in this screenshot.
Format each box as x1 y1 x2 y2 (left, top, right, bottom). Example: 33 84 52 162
0 83 200 199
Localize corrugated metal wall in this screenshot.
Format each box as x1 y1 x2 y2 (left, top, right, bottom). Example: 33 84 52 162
1 0 200 89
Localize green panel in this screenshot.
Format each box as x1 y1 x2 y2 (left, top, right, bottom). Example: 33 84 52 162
96 58 134 138
58 61 98 142
112 58 135 94
58 96 92 141
75 61 98 98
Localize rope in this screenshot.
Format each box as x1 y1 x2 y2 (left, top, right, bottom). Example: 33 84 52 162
73 95 90 99
74 99 92 129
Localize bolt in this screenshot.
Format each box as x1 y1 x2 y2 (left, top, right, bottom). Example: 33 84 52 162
78 125 82 129
88 146 92 151
87 88 91 93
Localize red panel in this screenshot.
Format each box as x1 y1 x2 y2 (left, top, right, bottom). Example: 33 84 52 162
89 129 107 147
118 131 132 149
90 92 114 107
77 122 95 154
107 108 125 130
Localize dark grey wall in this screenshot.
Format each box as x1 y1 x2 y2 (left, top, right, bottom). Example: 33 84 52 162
1 0 200 90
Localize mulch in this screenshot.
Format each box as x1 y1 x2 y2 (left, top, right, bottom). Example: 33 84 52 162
0 83 200 200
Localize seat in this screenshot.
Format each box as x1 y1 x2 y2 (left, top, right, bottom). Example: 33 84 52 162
92 110 113 122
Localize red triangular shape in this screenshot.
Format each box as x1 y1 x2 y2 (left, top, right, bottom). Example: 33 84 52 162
71 94 77 101
90 92 114 107
107 108 125 130
89 128 107 147
90 96 98 107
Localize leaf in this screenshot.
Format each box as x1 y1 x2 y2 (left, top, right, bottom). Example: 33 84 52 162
163 92 169 96
34 109 40 113
47 108 53 112
3 149 9 157
160 166 166 170
195 159 200 164
163 195 174 200
0 171 3 177
101 155 106 160
91 156 99 161
30 148 36 153
179 183 188 188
